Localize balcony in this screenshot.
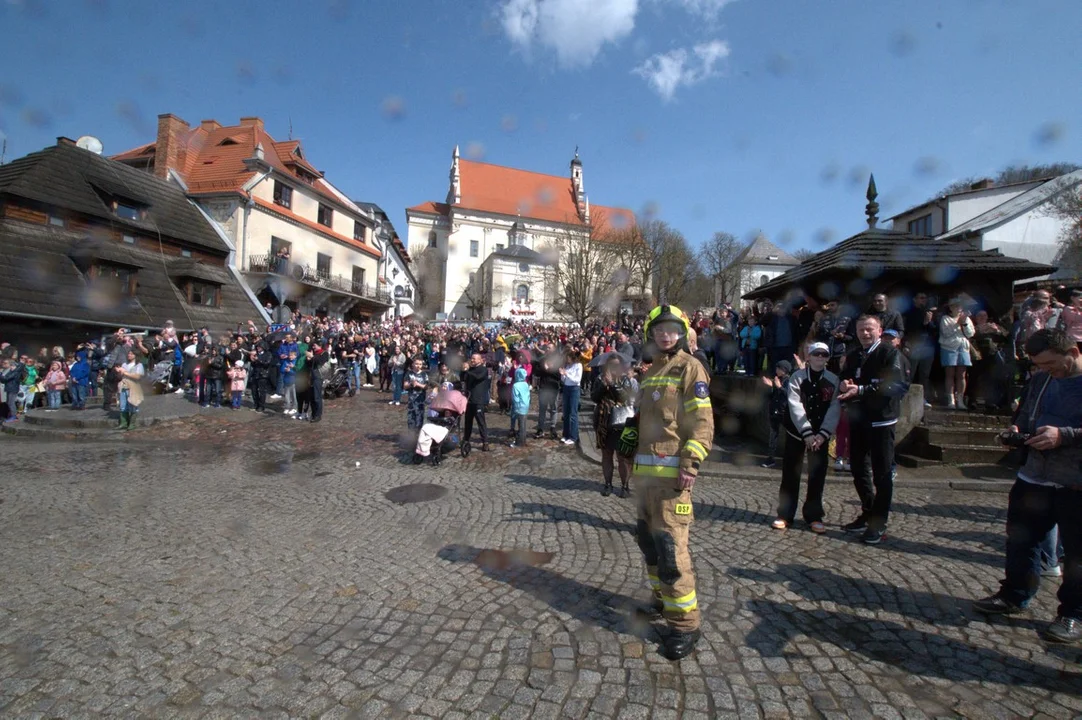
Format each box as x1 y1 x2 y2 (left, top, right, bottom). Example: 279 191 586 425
248 254 391 304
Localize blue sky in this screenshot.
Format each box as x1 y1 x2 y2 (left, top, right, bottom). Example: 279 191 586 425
1 0 1079 255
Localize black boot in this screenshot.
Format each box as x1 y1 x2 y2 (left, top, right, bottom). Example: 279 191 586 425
619 483 631 498
663 629 701 660
601 482 613 497
412 452 424 465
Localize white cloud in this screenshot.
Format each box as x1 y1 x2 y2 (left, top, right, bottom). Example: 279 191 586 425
665 0 738 19
499 0 639 68
633 39 730 101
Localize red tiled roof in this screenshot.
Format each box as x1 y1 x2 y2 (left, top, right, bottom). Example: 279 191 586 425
408 159 634 233
110 141 156 161
407 201 450 215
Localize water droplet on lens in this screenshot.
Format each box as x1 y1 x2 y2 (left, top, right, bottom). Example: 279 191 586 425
381 96 407 122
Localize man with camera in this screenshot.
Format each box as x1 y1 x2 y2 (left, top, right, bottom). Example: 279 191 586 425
973 329 1082 643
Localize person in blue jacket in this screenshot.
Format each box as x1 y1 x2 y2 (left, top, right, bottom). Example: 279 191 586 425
510 367 531 448
68 350 92 410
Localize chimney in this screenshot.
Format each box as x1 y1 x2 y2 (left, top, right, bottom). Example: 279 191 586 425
200 119 222 131
154 113 190 180
970 178 994 191
239 116 264 130
56 137 77 147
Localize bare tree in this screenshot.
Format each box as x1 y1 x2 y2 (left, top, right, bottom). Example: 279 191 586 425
410 247 444 318
792 248 816 262
654 230 696 306
698 231 744 307
546 219 616 326
1048 183 1082 274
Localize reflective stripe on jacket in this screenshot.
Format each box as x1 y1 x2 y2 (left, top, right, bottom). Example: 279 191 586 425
633 349 714 478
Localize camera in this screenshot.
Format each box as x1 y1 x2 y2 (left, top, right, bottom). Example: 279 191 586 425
999 431 1031 448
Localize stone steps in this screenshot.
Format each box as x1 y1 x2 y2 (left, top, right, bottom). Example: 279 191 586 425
913 425 1004 449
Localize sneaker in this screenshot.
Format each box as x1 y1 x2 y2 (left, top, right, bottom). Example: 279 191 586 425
834 458 844 470
1042 616 1081 644
509 442 517 448
174 388 185 395
843 516 868 534
395 402 401 406
562 438 576 445
861 528 886 545
973 594 1025 616
388 401 395 405
270 394 282 400
809 521 826 534
760 459 777 468
771 518 788 530
1041 564 1064 578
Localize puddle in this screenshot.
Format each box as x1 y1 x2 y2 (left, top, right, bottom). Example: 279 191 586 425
293 451 321 462
473 549 554 571
384 484 448 504
251 457 294 475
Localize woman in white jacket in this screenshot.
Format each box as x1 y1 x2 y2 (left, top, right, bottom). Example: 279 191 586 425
939 298 975 409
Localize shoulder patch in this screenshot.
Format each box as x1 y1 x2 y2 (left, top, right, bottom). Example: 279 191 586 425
693 381 709 399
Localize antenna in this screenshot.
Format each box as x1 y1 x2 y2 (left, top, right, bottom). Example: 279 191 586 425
0 139 6 165
76 135 104 155
288 117 293 140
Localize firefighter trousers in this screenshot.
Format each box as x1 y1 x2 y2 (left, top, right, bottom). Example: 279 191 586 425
634 474 700 632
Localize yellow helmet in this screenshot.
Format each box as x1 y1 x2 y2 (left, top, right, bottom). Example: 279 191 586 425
644 304 690 343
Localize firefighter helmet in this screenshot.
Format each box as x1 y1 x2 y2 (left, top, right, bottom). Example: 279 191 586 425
644 304 690 343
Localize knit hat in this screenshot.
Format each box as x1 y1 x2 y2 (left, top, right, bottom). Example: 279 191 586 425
776 360 792 374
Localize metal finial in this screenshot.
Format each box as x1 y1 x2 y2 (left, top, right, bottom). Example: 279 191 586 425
865 173 879 228
574 145 579 158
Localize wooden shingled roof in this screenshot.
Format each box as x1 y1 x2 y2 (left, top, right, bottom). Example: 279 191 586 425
743 228 1055 302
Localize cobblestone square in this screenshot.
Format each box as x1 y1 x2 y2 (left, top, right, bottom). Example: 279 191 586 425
1 392 1080 718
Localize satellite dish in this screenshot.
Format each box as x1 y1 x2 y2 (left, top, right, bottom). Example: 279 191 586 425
76 136 104 155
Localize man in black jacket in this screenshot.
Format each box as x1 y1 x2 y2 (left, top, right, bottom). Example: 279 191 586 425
902 291 936 408
308 339 329 423
838 314 908 545
248 343 273 413
534 344 562 439
463 353 490 451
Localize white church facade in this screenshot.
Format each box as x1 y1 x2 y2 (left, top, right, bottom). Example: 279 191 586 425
405 148 635 321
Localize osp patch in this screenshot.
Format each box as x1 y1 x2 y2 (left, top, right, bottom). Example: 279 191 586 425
693 381 709 399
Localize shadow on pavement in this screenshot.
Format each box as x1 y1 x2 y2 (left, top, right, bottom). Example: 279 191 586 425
932 529 1005 550
508 501 636 534
743 597 1082 692
505 474 604 493
890 502 1006 523
438 544 659 644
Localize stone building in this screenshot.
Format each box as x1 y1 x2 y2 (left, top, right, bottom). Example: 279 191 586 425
405 147 638 321
114 115 391 320
719 235 799 307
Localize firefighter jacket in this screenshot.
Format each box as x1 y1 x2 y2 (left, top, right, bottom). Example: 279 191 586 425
633 349 714 480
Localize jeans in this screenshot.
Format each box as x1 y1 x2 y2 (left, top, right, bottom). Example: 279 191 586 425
283 384 297 411
536 386 559 435
310 376 324 420
70 384 86 409
849 422 895 531
562 385 580 441
1040 525 1064 571
203 379 222 407
392 370 405 403
231 390 243 409
743 348 760 376
349 362 361 392
119 388 130 412
47 389 62 409
510 412 527 446
276 368 285 396
998 479 1082 619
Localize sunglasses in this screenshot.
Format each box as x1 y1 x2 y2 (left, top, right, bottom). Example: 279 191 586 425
809 351 829 358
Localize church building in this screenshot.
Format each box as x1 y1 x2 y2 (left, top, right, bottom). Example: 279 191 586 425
406 148 635 321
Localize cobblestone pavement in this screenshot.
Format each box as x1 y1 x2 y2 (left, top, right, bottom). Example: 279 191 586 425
1 390 1080 718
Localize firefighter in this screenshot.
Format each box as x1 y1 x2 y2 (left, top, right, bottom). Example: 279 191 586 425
618 304 714 660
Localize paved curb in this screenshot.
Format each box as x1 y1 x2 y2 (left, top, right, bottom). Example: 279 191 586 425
577 426 1013 493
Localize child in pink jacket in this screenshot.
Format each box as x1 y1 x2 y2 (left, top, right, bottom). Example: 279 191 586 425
43 360 68 411
227 360 248 410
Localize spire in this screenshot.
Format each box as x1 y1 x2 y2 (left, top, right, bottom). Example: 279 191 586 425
865 173 879 228
571 147 585 220
448 144 461 205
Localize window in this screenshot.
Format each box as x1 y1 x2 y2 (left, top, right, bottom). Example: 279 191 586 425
317 203 333 227
352 265 366 293
48 215 64 227
122 235 135 244
516 284 529 301
354 220 365 242
496 243 504 251
188 282 220 307
273 181 293 209
519 262 529 273
759 274 769 286
270 237 292 256
94 263 136 295
317 253 332 279
114 201 142 221
908 213 933 236
180 249 192 258
470 240 479 257
428 231 437 248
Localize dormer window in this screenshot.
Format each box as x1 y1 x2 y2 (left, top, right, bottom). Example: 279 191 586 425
113 200 144 221
93 262 137 296
767 255 779 261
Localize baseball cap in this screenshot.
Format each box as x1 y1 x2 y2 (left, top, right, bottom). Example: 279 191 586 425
882 329 900 338
807 341 830 355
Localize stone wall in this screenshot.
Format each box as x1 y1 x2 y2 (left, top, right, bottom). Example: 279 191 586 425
710 376 925 448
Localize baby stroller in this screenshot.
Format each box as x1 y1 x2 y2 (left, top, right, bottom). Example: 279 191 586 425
323 364 351 399
413 386 469 466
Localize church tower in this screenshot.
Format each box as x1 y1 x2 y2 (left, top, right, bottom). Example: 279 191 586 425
571 148 588 223
447 144 461 205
